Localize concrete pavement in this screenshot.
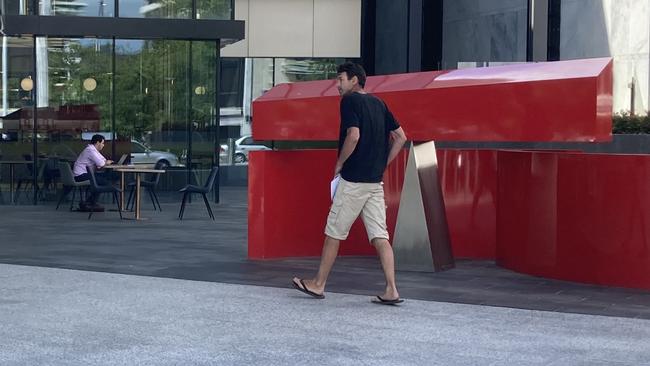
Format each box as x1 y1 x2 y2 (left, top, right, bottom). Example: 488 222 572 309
2 263 650 366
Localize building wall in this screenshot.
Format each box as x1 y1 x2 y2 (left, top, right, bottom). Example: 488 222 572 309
441 0 528 69
222 0 361 58
560 0 649 114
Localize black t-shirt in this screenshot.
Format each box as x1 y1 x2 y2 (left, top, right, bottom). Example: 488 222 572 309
338 92 400 183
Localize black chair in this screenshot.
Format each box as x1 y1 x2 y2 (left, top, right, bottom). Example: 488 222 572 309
43 157 61 193
126 160 165 212
87 166 123 220
56 161 90 211
14 155 34 202
15 156 46 203
178 166 218 220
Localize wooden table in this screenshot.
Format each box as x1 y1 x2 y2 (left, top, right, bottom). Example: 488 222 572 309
103 164 152 210
114 167 165 220
0 160 31 204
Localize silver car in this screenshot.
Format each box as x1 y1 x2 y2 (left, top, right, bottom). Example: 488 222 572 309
130 140 181 168
233 135 270 163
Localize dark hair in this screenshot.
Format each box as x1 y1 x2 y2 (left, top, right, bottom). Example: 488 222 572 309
337 62 366 88
90 134 105 144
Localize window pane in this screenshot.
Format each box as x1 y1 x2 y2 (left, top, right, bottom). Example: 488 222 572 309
274 58 341 84
115 39 188 192
190 41 217 186
197 0 232 19
5 0 33 15
34 37 113 206
251 58 273 101
39 0 115 17
119 0 191 18
0 37 35 205
131 141 146 153
220 58 243 109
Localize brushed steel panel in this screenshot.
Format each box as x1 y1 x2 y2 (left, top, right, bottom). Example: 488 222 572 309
394 142 455 272
394 145 435 271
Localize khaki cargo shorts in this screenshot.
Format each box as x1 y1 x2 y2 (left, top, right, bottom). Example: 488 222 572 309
325 177 389 242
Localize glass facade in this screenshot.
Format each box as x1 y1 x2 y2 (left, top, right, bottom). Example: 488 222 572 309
0 35 220 205
197 0 232 19
0 37 35 204
36 38 113 161
213 57 344 165
0 3 345 206
40 0 116 16
27 0 233 18
119 0 191 18
0 0 239 206
6 0 33 15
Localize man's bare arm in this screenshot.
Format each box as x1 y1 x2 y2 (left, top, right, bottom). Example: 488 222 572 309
334 127 360 176
386 127 407 165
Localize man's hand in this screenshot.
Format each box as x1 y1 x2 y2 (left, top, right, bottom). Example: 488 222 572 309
105 160 114 165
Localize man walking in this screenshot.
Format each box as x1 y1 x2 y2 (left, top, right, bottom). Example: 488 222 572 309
292 62 407 305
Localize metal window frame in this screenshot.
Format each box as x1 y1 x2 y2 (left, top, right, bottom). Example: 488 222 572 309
3 15 244 43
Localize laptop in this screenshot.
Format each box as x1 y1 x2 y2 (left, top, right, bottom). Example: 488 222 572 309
116 154 128 165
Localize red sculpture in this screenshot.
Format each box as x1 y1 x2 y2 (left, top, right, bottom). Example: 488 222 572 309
248 58 650 291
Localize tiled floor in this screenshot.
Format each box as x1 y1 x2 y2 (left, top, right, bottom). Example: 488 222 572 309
1 186 650 319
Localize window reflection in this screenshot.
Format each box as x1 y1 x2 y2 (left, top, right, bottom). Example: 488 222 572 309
0 37 220 205
0 37 37 204
190 41 217 182
34 38 113 164
274 58 340 84
5 0 33 15
115 39 188 177
39 0 115 17
119 0 191 18
197 0 232 19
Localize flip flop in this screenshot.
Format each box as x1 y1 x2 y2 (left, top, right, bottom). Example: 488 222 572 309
371 296 404 305
292 279 325 299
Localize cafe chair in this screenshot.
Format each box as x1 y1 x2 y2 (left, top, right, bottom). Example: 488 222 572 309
56 161 90 211
178 166 218 220
43 157 62 193
87 166 123 220
126 160 165 212
14 156 47 203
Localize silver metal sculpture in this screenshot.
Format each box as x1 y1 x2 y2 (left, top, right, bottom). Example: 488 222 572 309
393 141 455 272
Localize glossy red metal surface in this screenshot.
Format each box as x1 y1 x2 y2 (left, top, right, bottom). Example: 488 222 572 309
438 149 498 259
253 58 613 142
250 148 650 290
497 151 650 290
248 149 497 260
248 150 404 258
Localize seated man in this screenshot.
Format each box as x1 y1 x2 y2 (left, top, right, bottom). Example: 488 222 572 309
73 134 113 211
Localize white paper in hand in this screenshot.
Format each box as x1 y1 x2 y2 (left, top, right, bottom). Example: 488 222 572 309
330 175 341 201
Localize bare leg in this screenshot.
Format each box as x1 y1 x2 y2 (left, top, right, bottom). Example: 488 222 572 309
372 238 400 300
293 235 339 295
